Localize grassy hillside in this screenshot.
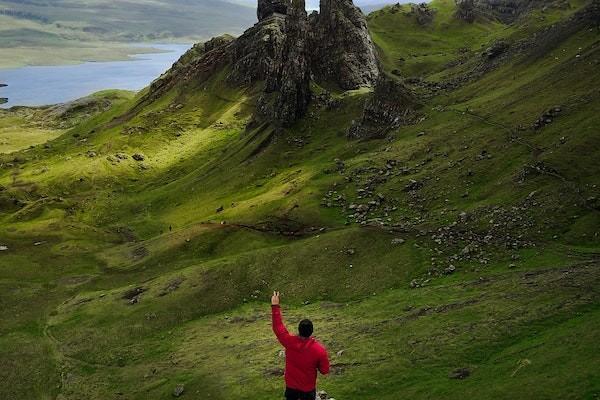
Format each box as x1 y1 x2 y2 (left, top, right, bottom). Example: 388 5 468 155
0 0 256 68
0 0 599 399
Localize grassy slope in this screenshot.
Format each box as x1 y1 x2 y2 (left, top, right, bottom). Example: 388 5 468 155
0 0 599 398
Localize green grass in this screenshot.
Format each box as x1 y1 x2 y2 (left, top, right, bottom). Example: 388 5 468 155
0 0 599 398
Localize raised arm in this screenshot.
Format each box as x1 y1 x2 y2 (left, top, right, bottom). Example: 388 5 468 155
271 291 293 348
318 348 330 375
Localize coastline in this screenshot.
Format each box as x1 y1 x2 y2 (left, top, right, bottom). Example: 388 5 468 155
0 40 197 70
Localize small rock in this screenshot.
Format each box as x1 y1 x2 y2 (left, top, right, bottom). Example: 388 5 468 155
0 245 8 251
391 238 405 245
448 367 470 379
172 384 185 397
444 265 456 275
132 153 145 161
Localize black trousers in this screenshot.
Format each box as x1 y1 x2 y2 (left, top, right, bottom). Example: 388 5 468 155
285 387 316 400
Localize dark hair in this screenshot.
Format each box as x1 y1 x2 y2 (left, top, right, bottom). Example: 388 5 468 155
298 319 313 338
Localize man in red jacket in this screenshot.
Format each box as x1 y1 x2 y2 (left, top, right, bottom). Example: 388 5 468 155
271 291 330 400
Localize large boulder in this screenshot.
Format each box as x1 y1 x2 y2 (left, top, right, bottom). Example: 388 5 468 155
348 77 421 139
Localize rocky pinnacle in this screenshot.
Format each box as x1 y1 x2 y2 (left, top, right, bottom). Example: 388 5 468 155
145 0 380 127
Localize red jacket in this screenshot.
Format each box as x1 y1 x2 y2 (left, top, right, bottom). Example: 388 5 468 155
271 305 330 392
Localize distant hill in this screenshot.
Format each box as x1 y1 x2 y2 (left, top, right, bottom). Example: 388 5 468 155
0 0 257 43
0 0 257 68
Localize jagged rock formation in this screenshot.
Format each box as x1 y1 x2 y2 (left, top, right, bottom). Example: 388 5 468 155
257 0 311 124
143 0 380 127
348 77 421 139
308 0 380 90
258 0 290 20
455 0 477 22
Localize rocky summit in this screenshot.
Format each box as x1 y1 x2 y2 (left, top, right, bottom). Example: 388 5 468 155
144 0 380 126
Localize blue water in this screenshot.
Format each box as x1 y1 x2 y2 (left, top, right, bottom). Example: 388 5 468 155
0 43 192 108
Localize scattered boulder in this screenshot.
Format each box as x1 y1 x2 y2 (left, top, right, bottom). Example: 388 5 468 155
482 40 509 59
122 286 146 304
533 106 562 130
264 367 285 376
449 367 471 379
159 277 185 297
403 179 423 192
132 153 145 161
317 390 330 399
444 265 456 274
172 384 185 397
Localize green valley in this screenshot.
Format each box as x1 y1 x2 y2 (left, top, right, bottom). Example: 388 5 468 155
0 0 599 399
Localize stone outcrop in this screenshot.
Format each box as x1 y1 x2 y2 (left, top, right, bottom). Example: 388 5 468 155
411 3 436 25
257 0 311 124
348 77 421 139
455 0 477 22
143 0 379 127
258 0 290 20
308 0 380 90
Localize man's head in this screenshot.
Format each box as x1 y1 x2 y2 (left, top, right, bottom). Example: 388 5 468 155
298 319 313 338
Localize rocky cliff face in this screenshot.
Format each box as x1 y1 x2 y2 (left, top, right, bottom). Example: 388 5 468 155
257 0 312 124
308 0 380 90
258 0 290 21
144 0 380 127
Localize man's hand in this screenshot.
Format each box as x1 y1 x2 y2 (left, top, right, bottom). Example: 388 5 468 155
271 291 280 306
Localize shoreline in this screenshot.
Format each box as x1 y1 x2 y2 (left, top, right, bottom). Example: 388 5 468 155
0 40 197 70
0 43 192 109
